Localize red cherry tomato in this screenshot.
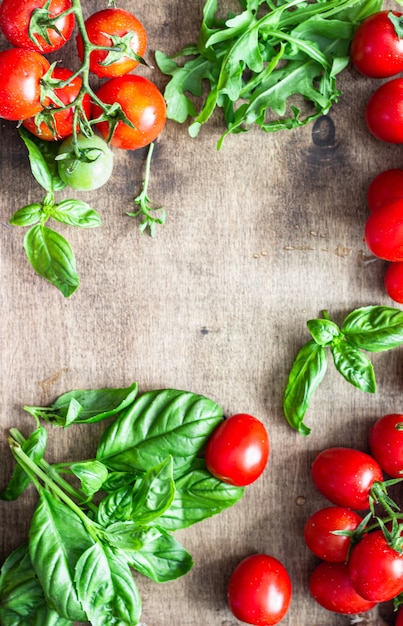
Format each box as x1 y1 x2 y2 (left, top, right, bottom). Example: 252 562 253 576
227 554 292 626
205 413 269 487
351 11 403 78
364 199 403 262
304 506 362 562
76 8 147 78
92 75 167 150
367 169 403 212
0 0 74 53
23 68 91 141
396 607 403 626
311 447 383 510
348 530 403 602
365 78 403 143
309 561 377 614
369 413 403 477
384 262 403 304
0 48 50 120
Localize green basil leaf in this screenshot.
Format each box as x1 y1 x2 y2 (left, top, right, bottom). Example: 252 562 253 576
342 305 403 352
126 528 193 583
19 128 65 192
129 455 175 524
30 605 73 626
24 224 79 298
10 204 43 227
97 485 134 527
283 340 328 436
331 340 376 393
307 317 341 346
101 522 161 552
70 460 109 497
101 471 138 493
1 427 48 501
96 389 223 477
50 199 101 228
29 490 94 621
24 382 138 426
0 544 45 623
74 543 141 625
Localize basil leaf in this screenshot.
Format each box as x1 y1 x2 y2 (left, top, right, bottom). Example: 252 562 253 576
50 199 101 228
19 128 65 192
342 305 403 352
24 224 79 298
96 389 223 477
152 459 244 531
74 543 141 625
307 317 342 346
97 485 135 527
283 340 328 435
10 203 43 227
101 471 137 493
1 427 48 501
29 491 93 621
70 460 109 497
24 381 138 426
331 340 376 393
126 528 193 583
101 522 161 552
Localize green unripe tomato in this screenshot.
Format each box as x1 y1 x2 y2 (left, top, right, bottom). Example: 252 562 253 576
57 133 114 191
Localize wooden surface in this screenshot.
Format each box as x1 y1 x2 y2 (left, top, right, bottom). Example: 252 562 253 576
1 1 403 625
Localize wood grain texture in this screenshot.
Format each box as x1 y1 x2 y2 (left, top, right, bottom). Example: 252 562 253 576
1 1 403 625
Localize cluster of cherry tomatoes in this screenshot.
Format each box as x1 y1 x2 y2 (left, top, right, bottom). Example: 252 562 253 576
305 414 403 623
350 10 403 303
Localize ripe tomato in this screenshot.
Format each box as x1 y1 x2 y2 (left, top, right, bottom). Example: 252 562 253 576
76 8 147 78
0 0 74 53
309 562 377 614
205 414 269 486
304 506 362 562
396 607 403 626
0 48 50 120
351 11 403 78
384 262 403 304
311 447 383 510
92 75 166 150
22 68 91 141
364 199 403 262
365 78 403 143
57 134 114 191
367 169 403 212
227 554 291 625
369 413 403 477
348 530 403 602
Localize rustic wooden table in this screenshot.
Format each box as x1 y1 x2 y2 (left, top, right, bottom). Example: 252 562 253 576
1 1 403 625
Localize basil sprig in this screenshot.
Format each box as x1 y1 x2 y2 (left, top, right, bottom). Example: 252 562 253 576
283 306 403 436
0 386 244 624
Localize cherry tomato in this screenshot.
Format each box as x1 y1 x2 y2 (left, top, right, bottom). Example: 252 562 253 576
364 199 403 262
384 262 403 304
396 607 403 626
0 0 74 53
369 413 403 477
0 48 50 120
367 169 403 212
365 78 403 143
309 562 377 614
92 75 167 150
304 506 362 562
57 134 114 191
76 8 147 78
227 554 292 625
22 68 91 141
205 414 269 487
351 11 403 78
348 530 403 602
311 447 383 510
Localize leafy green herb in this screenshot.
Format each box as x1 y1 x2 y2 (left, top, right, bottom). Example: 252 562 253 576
1 385 244 624
283 306 403 435
155 0 383 147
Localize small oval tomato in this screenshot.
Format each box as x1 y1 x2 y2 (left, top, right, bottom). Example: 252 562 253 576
351 11 403 78
23 68 91 141
0 0 74 53
57 134 114 191
365 78 403 143
311 447 383 510
228 554 291 625
76 8 147 78
309 562 377 614
304 506 362 562
369 413 403 477
205 414 269 486
364 199 403 262
92 75 166 150
348 530 403 602
367 169 403 212
384 262 403 304
0 48 50 120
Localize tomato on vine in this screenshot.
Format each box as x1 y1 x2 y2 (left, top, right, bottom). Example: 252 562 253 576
351 11 403 78
56 134 114 191
304 506 362 562
365 78 403 143
369 413 403 477
309 562 377 614
367 168 403 212
0 48 50 120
